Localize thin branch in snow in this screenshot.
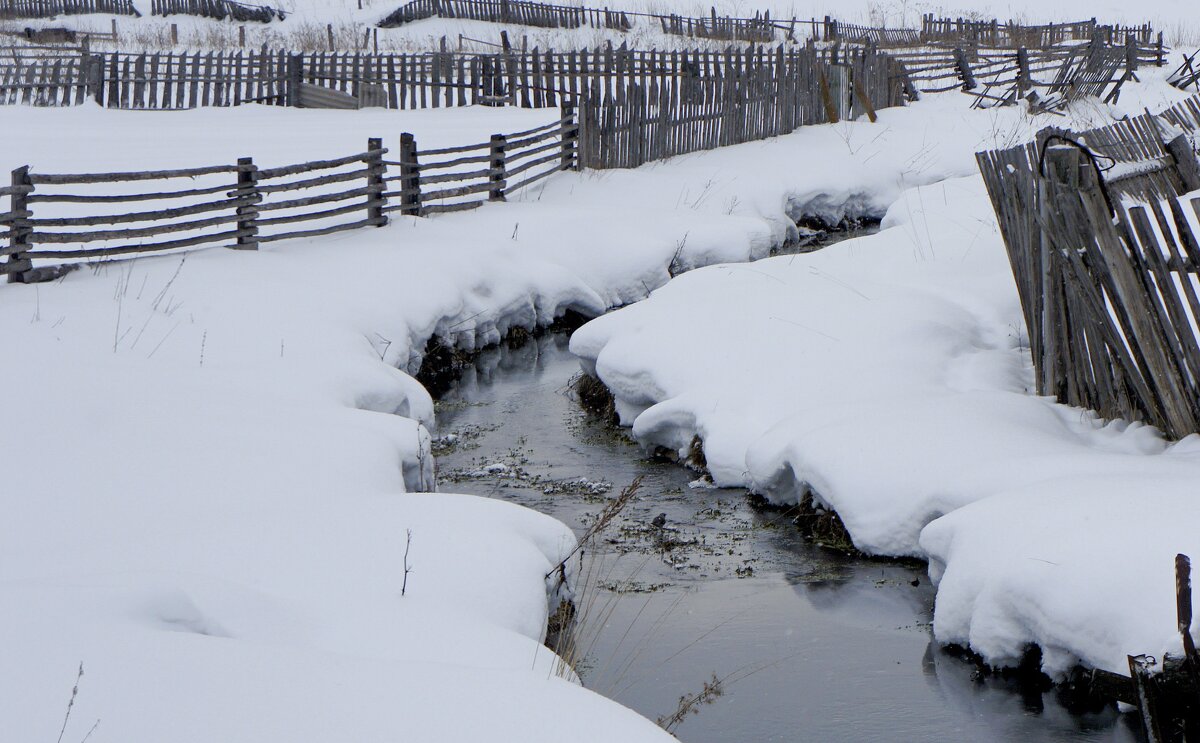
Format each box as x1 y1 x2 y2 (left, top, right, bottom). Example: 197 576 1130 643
146 320 183 359
402 529 413 596
199 331 207 367
151 257 187 312
511 222 520 240
56 663 83 743
79 719 101 743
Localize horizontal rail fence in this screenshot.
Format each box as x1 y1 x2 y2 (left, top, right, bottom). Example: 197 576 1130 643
0 0 138 18
2 113 579 281
150 0 286 23
976 97 1200 438
578 46 903 170
386 107 577 216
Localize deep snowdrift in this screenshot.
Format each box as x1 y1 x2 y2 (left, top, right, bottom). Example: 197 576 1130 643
569 85 1200 677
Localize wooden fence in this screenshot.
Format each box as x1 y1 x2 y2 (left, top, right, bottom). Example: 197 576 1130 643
920 14 1156 48
0 0 138 18
577 46 902 170
150 0 285 23
1169 51 1200 92
0 44 915 111
890 36 1161 110
1 111 578 281
976 97 1200 438
379 0 838 43
658 11 775 43
379 0 626 31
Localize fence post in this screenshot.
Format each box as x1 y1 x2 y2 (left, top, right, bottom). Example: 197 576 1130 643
399 132 421 216
366 137 388 225
5 166 32 284
286 53 303 107
1164 134 1200 192
560 102 578 170
488 134 507 201
1016 47 1031 93
953 46 976 91
233 157 259 250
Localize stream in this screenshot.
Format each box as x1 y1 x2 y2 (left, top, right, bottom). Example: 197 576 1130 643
433 333 1144 742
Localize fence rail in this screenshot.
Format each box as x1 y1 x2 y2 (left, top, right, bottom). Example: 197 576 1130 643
976 96 1200 438
2 110 579 281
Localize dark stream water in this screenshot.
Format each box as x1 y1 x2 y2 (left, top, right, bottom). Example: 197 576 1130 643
434 334 1143 742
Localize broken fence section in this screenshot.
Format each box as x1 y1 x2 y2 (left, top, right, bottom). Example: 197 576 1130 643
977 95 1200 439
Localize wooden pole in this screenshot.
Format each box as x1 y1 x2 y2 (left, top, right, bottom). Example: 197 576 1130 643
286 53 303 106
488 134 506 201
560 101 577 170
233 157 259 250
366 137 387 225
399 133 421 216
5 166 32 283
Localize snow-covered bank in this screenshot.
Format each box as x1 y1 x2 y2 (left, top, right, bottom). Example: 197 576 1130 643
568 86 1200 676
2 76 1195 733
1 87 1037 737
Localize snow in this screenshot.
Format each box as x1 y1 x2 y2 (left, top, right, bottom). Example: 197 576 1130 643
0 104 682 741
567 84 1200 677
3 23 1200 738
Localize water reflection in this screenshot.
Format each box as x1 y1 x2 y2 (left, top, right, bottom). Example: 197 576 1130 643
434 335 1142 742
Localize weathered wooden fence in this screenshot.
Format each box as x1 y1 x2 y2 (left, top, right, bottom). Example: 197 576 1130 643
0 43 916 111
919 14 1156 48
379 0 836 43
1 111 579 281
577 46 902 169
379 0 613 31
150 0 285 23
1169 51 1200 92
891 35 1162 110
0 0 138 18
976 96 1200 438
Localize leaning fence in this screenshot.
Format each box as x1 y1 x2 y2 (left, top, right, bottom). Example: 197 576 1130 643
976 96 1200 439
1 110 579 281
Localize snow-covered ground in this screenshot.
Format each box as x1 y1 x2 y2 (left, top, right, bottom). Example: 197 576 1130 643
3 28 1199 741
9 0 1199 52
567 75 1200 680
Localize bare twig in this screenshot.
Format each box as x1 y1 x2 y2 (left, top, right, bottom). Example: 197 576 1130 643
56 663 83 743
402 529 413 596
656 672 724 733
545 477 642 580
